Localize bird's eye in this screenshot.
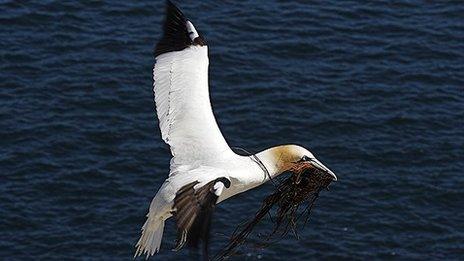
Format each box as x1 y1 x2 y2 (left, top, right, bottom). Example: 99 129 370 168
301 155 310 161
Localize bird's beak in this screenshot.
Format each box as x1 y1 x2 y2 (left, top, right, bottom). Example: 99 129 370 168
309 158 337 181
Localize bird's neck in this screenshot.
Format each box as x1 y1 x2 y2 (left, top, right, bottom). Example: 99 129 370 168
253 145 296 180
217 146 297 202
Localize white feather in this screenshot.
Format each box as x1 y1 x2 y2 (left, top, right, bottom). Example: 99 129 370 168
213 182 225 196
186 20 199 40
134 216 164 258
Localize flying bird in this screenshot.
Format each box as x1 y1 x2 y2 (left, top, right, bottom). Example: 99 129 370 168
135 1 337 259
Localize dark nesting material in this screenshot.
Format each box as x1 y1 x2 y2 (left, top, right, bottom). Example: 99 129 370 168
215 163 334 260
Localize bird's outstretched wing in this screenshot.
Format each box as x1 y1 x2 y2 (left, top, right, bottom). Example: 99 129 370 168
172 177 231 258
153 1 233 165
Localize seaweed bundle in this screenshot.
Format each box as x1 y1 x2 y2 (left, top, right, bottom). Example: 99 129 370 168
215 162 334 260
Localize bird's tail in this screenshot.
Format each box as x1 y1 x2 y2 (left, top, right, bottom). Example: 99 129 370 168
134 215 165 259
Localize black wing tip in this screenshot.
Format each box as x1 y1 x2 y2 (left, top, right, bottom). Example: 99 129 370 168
154 1 207 57
166 0 186 21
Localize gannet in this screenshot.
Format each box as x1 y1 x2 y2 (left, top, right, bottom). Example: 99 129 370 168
135 1 337 259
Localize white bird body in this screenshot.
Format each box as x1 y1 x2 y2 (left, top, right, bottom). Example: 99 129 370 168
135 1 336 258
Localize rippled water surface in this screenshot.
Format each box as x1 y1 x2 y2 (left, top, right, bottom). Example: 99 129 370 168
1 0 463 260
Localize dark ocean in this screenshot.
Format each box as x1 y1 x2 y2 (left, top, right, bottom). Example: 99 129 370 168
1 0 463 260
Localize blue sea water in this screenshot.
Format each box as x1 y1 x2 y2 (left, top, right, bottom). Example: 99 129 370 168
1 0 463 260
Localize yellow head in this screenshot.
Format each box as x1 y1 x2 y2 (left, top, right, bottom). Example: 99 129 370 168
257 144 337 180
